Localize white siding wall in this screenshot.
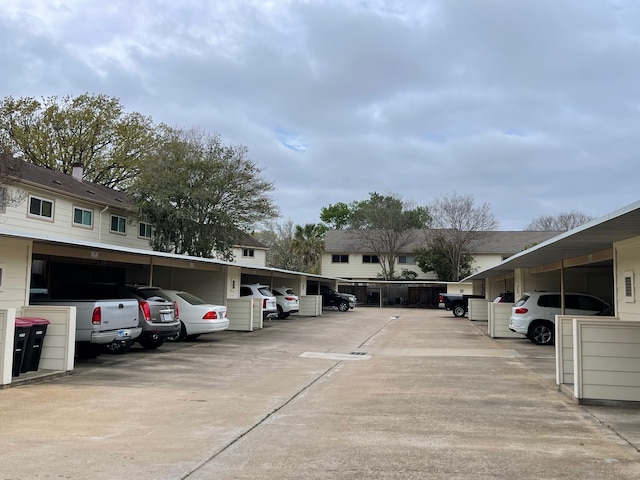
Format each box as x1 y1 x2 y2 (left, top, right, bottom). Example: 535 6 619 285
0 308 16 385
614 236 640 321
226 298 256 331
574 318 640 402
2 184 151 250
471 254 505 273
468 298 489 321
0 237 32 309
320 253 436 280
300 295 322 316
488 303 521 338
232 247 267 266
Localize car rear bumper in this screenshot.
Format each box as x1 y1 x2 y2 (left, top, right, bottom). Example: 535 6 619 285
186 319 230 335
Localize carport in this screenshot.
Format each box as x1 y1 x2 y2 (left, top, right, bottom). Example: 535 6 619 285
465 200 640 404
0 227 341 384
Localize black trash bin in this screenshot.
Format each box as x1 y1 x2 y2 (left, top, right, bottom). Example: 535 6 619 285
19 317 50 373
12 318 33 377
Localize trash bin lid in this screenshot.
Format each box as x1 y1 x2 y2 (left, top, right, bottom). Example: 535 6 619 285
17 316 50 326
15 317 34 327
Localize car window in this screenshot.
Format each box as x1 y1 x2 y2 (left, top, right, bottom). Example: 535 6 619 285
258 287 274 297
131 287 163 300
514 294 530 307
285 289 296 295
176 291 207 305
538 294 560 308
571 294 607 311
240 286 252 296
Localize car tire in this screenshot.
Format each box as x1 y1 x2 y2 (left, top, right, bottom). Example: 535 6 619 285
103 339 133 354
167 322 187 342
453 305 466 317
138 336 165 350
277 305 285 319
528 321 554 345
338 301 349 312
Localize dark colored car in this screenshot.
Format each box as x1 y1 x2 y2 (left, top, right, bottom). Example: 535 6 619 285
493 292 515 303
307 284 356 312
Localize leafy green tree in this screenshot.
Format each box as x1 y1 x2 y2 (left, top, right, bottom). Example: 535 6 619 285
132 127 278 259
323 193 430 280
292 223 327 274
414 235 474 281
0 93 156 188
320 201 357 229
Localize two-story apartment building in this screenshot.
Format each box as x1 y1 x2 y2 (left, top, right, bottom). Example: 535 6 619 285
322 229 559 306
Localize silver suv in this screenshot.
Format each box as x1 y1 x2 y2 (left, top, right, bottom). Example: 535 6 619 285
509 291 610 345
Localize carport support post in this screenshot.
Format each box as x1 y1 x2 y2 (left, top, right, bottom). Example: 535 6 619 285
148 259 154 286
561 261 566 312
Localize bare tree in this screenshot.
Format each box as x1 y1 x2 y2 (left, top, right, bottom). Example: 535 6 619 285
419 193 498 281
0 152 26 209
254 220 307 272
525 211 593 232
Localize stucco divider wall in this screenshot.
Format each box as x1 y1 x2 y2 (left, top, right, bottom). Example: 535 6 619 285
299 295 322 316
573 318 640 402
20 305 76 372
468 299 488 321
488 303 520 338
0 308 17 385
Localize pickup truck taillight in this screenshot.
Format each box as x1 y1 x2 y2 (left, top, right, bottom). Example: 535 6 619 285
173 301 179 319
203 311 219 320
439 295 444 303
139 301 152 321
263 299 268 309
91 307 101 325
514 307 528 314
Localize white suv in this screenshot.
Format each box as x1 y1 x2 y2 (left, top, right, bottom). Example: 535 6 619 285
271 286 300 319
240 284 278 320
509 291 610 345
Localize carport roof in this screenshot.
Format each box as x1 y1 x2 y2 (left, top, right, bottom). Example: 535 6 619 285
0 226 347 282
464 199 640 280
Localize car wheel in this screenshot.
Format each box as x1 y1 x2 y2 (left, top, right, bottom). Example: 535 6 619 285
167 322 187 342
453 305 466 317
277 305 285 319
103 339 133 354
338 301 349 312
528 321 554 345
138 336 165 350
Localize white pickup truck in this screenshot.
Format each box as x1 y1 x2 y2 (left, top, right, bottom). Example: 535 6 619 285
31 283 142 357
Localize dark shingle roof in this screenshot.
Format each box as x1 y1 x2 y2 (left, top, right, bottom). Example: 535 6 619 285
8 159 133 210
324 229 561 256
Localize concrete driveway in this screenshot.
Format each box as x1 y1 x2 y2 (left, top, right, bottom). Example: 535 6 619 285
1 307 639 479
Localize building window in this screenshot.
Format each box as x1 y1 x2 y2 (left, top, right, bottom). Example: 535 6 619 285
138 222 152 239
0 187 6 213
110 214 127 234
28 195 54 220
398 255 415 265
363 255 379 263
73 207 93 227
243 248 255 258
332 254 349 263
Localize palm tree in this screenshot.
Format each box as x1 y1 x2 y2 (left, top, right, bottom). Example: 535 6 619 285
292 223 326 274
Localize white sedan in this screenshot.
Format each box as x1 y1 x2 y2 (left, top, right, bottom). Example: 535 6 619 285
159 289 229 341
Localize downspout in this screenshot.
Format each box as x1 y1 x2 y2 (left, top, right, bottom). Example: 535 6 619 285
98 205 109 243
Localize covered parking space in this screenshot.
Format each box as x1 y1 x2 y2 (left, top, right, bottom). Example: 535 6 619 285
0 228 343 385
465 200 640 404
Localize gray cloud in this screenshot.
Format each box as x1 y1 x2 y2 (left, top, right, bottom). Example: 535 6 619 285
1 0 639 230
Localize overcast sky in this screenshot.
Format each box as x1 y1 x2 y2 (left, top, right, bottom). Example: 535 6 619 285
1 0 639 230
